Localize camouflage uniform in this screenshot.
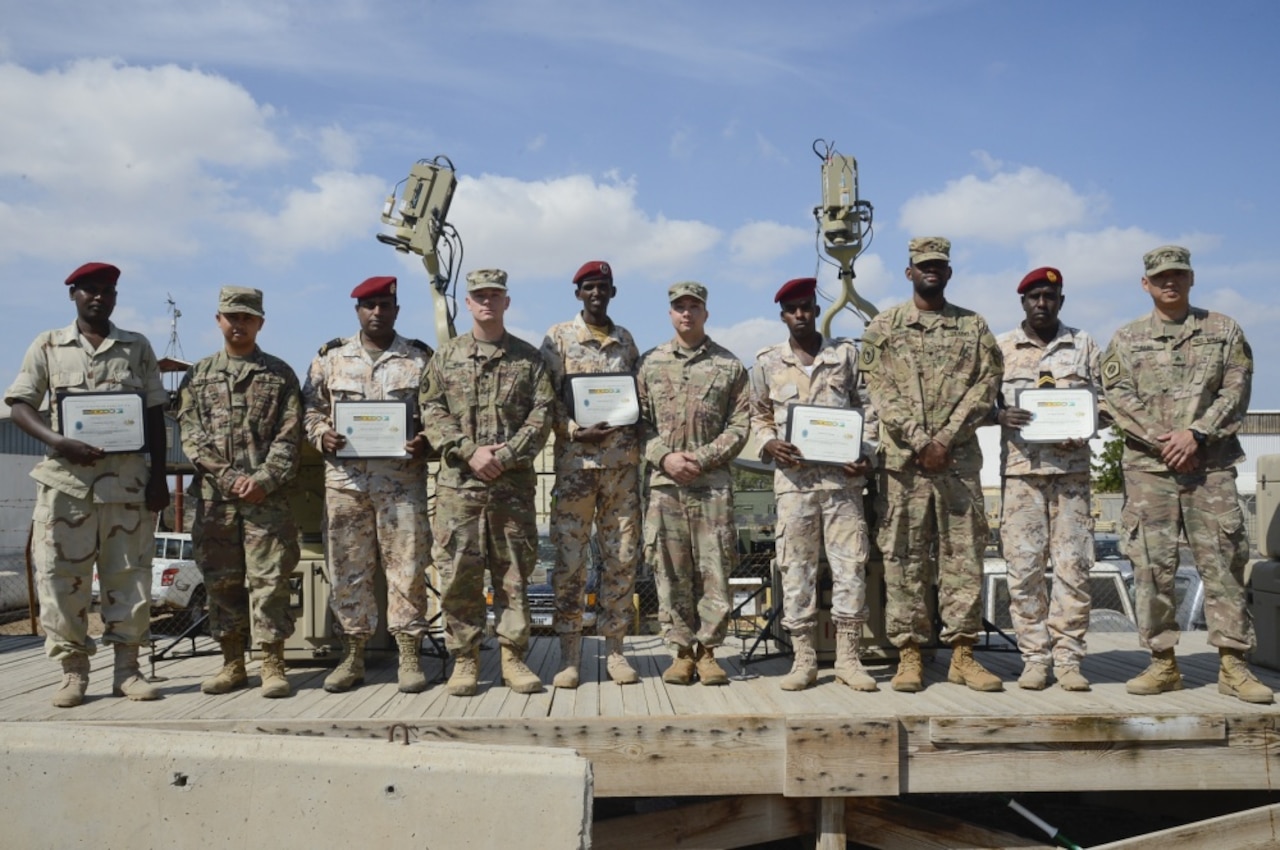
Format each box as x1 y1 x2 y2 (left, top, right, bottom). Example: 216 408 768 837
637 336 750 651
419 332 553 655
861 302 1001 646
1103 308 1253 652
303 333 433 639
540 315 641 639
996 323 1101 668
5 322 168 659
178 348 303 645
749 337 875 633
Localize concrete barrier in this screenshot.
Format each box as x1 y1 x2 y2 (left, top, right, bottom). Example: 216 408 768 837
0 723 592 848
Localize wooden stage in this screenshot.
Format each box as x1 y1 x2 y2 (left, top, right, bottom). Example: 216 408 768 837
4 630 1280 847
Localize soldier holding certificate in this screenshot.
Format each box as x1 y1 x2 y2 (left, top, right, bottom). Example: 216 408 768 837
994 267 1102 691
750 277 877 692
5 262 168 707
540 261 643 688
303 275 434 694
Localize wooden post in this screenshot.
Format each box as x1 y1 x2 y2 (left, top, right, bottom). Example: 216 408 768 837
817 797 846 850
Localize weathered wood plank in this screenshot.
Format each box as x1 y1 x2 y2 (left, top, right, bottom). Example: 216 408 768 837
930 714 1226 744
593 794 813 850
1090 801 1280 850
844 797 1056 849
784 716 898 797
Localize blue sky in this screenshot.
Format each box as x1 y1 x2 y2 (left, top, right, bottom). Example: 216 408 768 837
2 1 1278 406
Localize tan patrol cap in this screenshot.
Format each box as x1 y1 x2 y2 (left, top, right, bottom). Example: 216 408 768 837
668 281 707 304
909 236 951 265
466 269 509 292
1143 245 1193 277
218 286 265 317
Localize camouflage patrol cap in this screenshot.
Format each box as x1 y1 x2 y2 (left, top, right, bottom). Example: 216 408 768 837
668 281 707 304
466 268 508 292
218 286 265 317
1143 245 1193 277
908 237 951 265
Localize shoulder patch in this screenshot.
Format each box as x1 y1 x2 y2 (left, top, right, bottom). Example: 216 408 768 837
317 337 344 356
859 343 879 371
1102 356 1121 383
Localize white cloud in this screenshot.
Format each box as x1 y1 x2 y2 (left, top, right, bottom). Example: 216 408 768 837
708 317 779 363
233 170 387 263
728 221 808 266
316 125 361 171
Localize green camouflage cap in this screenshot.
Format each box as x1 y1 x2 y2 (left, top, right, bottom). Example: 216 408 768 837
908 236 951 265
218 286 265 317
1143 245 1193 277
668 281 707 304
466 268 508 292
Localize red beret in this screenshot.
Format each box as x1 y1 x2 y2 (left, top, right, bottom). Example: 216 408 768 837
1017 266 1063 294
351 276 397 299
572 260 612 285
65 262 120 287
774 277 817 304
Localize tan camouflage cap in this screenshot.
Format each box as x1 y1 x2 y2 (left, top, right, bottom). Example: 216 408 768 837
1143 245 1193 277
466 268 509 292
218 286 265 317
668 281 707 304
909 236 951 265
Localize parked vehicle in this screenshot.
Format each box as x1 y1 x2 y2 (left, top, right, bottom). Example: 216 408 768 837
92 531 207 633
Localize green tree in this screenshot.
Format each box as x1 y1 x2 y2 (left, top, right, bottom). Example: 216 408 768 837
1092 426 1124 493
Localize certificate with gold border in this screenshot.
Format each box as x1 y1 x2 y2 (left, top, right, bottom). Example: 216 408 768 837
56 391 146 453
567 373 639 427
784 403 865 465
1014 388 1097 442
334 401 411 458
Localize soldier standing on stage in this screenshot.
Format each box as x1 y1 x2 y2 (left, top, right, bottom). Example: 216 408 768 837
303 276 434 694
5 262 168 707
995 267 1101 692
750 276 878 692
637 282 750 686
861 237 1004 693
1103 245 1271 704
179 287 302 698
540 260 642 688
419 269 554 697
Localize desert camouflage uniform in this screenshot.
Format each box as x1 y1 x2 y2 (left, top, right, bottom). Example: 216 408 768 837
419 332 553 654
1103 308 1253 652
303 333 433 639
750 337 876 633
178 348 302 645
861 302 1001 647
996 323 1101 667
5 322 168 659
637 337 750 651
540 315 641 639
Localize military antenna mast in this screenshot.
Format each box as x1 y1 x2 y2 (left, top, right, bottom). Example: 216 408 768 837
813 139 877 335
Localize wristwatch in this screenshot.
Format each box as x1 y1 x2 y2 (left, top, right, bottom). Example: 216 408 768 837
1191 429 1207 446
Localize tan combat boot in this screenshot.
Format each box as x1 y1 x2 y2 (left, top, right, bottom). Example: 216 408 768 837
1056 665 1091 692
1017 660 1050 691
259 641 292 698
323 634 367 693
446 646 480 697
500 644 543 694
112 644 161 701
948 641 1004 692
605 636 639 685
201 635 248 695
52 653 91 708
662 646 696 685
833 626 878 692
395 633 429 694
779 628 818 691
1125 647 1182 695
890 642 924 693
1218 648 1274 704
552 632 582 689
695 644 729 686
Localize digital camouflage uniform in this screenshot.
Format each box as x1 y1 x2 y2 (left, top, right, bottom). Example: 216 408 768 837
540 314 641 639
5 322 168 659
637 335 750 651
750 337 876 633
861 301 1002 647
996 323 1101 668
303 333 433 639
1103 307 1253 652
178 348 303 645
419 331 553 655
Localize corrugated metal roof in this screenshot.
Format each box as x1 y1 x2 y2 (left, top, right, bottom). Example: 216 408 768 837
0 413 192 468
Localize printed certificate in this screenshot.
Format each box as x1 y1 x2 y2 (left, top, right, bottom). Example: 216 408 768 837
57 392 146 453
1015 388 1098 442
567 373 639 427
784 404 865 465
334 401 411 458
